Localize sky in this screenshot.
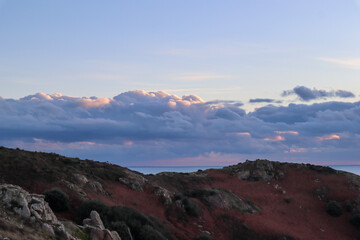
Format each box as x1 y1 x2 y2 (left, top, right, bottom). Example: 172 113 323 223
0 1 360 166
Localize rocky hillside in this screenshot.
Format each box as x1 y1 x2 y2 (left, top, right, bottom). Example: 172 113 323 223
1 146 360 240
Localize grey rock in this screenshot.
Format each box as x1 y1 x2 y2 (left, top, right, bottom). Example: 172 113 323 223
119 170 147 192
90 211 105 230
42 223 55 236
154 186 173 205
74 173 89 185
0 184 75 240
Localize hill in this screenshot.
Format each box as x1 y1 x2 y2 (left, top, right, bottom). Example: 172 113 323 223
0 146 360 239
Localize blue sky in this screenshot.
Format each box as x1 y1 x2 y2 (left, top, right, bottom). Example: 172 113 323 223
0 1 360 165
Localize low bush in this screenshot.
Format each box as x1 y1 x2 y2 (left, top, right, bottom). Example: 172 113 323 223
182 198 201 218
350 212 360 227
194 234 214 240
110 221 132 240
326 200 342 217
186 188 216 198
43 188 70 212
138 225 167 240
74 201 174 240
74 200 108 224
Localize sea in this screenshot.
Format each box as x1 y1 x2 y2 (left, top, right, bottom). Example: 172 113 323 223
127 165 360 176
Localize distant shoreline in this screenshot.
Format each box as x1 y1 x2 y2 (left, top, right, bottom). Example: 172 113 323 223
127 165 360 175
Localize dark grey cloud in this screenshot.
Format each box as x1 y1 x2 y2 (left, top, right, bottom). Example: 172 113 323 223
282 86 355 101
1 90 360 165
249 98 281 103
206 100 243 107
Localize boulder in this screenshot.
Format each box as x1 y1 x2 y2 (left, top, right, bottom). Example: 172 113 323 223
118 169 147 192
0 184 76 240
154 186 173 205
90 210 105 230
83 211 122 240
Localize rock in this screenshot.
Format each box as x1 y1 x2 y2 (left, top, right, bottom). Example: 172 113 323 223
0 184 31 218
0 184 74 240
237 170 250 180
62 180 88 199
61 219 82 236
83 211 105 230
83 218 92 226
90 228 121 240
119 169 147 191
42 223 55 236
90 211 105 230
74 173 89 185
87 181 105 194
108 231 122 240
83 211 122 240
200 188 260 214
154 186 173 205
91 228 105 240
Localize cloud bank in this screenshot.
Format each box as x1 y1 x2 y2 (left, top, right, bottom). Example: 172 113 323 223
282 86 355 101
249 98 281 103
1 90 360 165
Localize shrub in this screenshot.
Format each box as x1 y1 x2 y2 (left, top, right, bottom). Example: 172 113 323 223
194 234 214 240
43 188 70 212
74 200 109 224
350 212 360 227
345 200 353 212
138 225 167 240
186 188 216 198
110 221 132 240
182 198 201 218
326 200 342 217
74 201 174 240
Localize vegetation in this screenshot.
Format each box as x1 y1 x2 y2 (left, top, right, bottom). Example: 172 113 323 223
350 211 360 227
182 197 202 218
326 200 342 217
43 188 70 212
74 200 174 240
73 230 90 240
194 234 214 240
185 188 216 205
74 200 108 224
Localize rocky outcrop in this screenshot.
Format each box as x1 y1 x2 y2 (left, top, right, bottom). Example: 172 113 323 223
205 188 260 213
223 159 285 182
188 188 260 214
118 169 147 192
83 211 105 230
83 210 121 240
153 186 173 205
0 184 75 239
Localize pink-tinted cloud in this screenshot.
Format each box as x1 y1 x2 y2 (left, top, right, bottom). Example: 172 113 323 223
263 136 285 142
275 131 299 135
1 90 360 165
235 132 251 136
316 134 341 141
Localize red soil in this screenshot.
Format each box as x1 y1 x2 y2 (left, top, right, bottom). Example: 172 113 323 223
70 166 360 240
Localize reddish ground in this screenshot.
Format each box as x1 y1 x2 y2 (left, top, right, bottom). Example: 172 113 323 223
66 166 359 240
1 147 359 240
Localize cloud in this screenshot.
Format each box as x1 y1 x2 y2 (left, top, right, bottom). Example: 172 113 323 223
315 134 341 141
282 86 355 101
1 90 360 165
249 98 281 103
318 57 360 69
275 131 298 135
